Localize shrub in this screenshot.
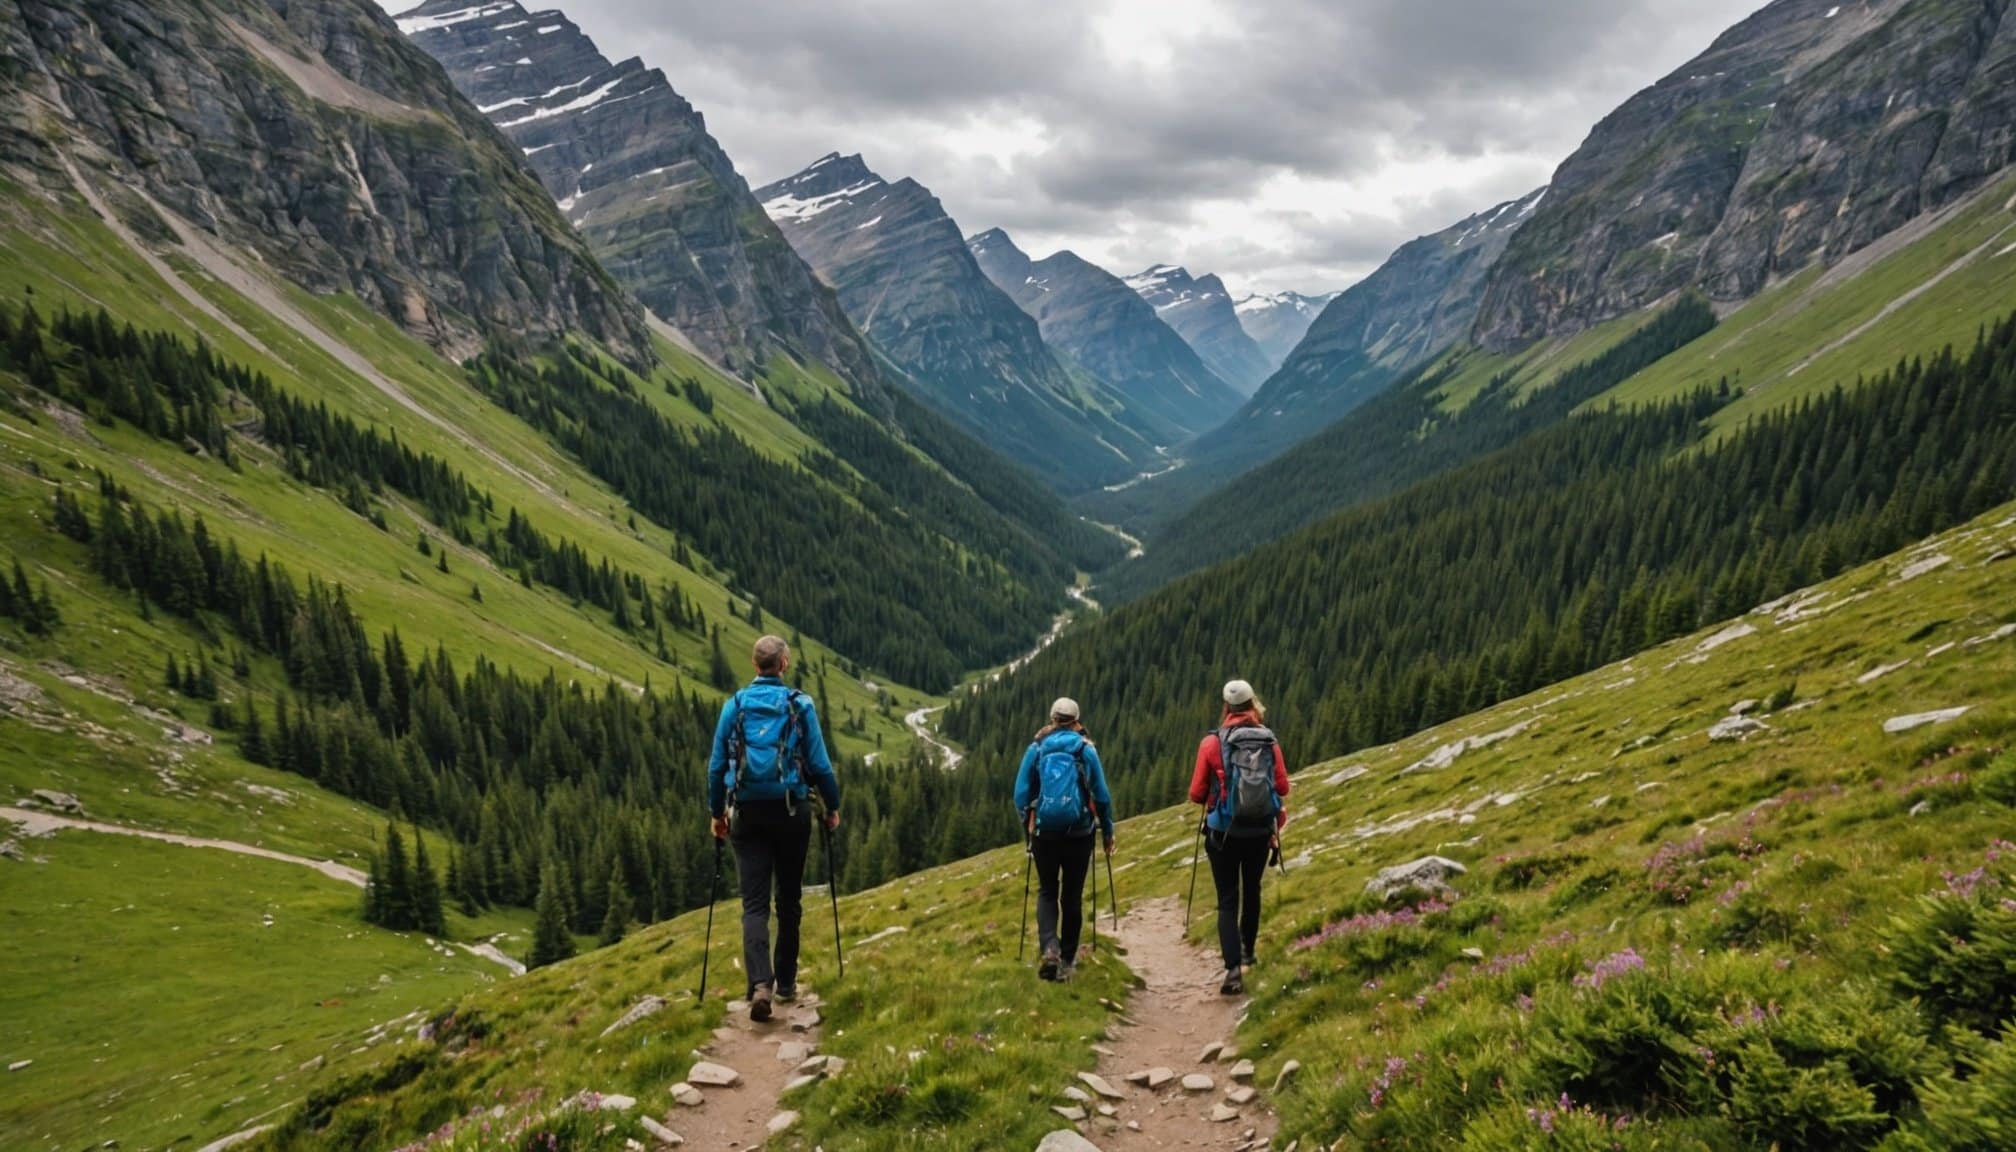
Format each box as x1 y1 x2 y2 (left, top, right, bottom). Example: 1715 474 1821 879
1495 850 1592 892
1883 858 2016 1034
1977 752 2016 807
1883 1027 2016 1151
1711 884 1804 950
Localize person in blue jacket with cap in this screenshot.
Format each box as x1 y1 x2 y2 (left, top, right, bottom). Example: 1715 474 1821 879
708 635 841 1021
1014 696 1115 982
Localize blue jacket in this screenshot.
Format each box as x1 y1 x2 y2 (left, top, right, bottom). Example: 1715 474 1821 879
1014 729 1115 839
708 677 840 816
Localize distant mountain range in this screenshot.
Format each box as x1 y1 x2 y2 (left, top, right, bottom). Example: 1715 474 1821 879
1233 290 1337 371
969 232 1245 441
1124 265 1274 394
757 154 1175 492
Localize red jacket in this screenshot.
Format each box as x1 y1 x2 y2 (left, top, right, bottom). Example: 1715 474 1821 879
1189 711 1290 829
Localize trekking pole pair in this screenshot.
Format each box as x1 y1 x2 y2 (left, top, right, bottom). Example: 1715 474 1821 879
1017 811 1036 961
698 811 846 1001
1183 818 1205 927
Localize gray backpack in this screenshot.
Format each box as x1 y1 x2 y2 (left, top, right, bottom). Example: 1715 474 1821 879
1215 725 1280 837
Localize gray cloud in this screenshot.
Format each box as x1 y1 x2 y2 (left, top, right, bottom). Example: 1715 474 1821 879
432 0 1768 293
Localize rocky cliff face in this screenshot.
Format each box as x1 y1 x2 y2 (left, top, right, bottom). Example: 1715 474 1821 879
1202 188 1547 480
1474 0 2013 350
1125 265 1274 394
398 0 881 390
970 233 1243 440
757 154 1167 493
0 0 648 362
1233 291 1337 373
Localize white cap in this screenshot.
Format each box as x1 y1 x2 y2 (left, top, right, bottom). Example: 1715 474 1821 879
1222 679 1255 708
1050 697 1081 720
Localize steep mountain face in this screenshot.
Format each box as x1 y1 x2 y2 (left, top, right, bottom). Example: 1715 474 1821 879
1475 0 2014 350
1086 188 1545 531
757 155 1169 493
1124 265 1274 393
0 0 648 363
1233 290 1337 371
969 232 1244 440
397 0 882 391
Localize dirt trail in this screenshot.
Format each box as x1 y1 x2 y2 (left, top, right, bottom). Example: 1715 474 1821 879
670 990 826 1147
1089 897 1278 1149
2 805 367 886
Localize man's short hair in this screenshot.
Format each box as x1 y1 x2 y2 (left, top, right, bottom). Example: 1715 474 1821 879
753 634 790 674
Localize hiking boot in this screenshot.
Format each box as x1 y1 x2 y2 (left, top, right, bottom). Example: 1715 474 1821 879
1057 961 1076 983
775 985 798 1004
750 983 774 1022
1220 968 1244 997
1038 947 1061 982
1242 949 1257 969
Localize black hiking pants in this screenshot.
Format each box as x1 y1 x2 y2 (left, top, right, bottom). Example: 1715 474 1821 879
731 799 811 996
1033 833 1094 964
1206 831 1271 970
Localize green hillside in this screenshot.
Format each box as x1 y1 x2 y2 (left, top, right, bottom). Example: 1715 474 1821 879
219 494 2016 1152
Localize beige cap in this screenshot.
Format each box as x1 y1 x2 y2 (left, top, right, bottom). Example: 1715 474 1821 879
1222 679 1255 708
1050 697 1081 720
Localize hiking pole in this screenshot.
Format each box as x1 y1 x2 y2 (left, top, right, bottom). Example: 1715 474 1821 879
1017 820 1035 961
1089 840 1099 955
1104 841 1121 930
820 810 845 981
698 835 724 1001
1183 820 1205 928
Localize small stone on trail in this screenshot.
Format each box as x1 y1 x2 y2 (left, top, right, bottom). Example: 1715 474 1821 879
766 1110 798 1135
1227 1085 1257 1105
1273 1059 1302 1091
1123 1069 1150 1085
794 1054 829 1076
1228 1059 1255 1082
776 1040 811 1064
1077 1072 1126 1100
1036 1131 1104 1152
1198 1041 1223 1063
686 1061 740 1087
789 1008 821 1032
1052 1105 1087 1122
1063 1086 1091 1103
1210 1103 1240 1123
1182 1073 1214 1092
637 1116 682 1146
1146 1067 1174 1089
784 1073 819 1093
670 1083 703 1107
1217 1046 1240 1064
1090 1044 1115 1057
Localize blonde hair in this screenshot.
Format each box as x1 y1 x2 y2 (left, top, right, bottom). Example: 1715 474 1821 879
752 634 790 675
1226 695 1266 721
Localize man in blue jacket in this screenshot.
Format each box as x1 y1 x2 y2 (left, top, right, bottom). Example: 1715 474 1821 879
708 635 841 1021
1013 696 1115 982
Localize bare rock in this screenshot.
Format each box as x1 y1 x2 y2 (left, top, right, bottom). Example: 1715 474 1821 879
1181 1073 1214 1092
601 996 667 1037
1077 1072 1125 1100
1885 708 1972 734
596 1094 637 1112
1062 1086 1091 1104
1226 1085 1257 1105
7 1059 31 1072
1052 1105 1088 1122
765 1110 798 1135
1146 1067 1174 1089
1365 855 1467 900
1210 1103 1240 1122
670 1083 704 1107
788 1007 821 1032
1273 1059 1302 1091
1228 1059 1255 1082
30 790 81 813
1036 1131 1104 1152
637 1116 683 1146
1708 715 1769 743
1123 1069 1151 1085
775 1040 811 1064
1198 1041 1223 1063
686 1061 740 1087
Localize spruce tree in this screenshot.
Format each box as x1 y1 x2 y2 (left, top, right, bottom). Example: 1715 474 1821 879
708 625 734 691
239 696 269 766
527 866 576 969
379 822 416 931
598 862 632 947
411 826 446 937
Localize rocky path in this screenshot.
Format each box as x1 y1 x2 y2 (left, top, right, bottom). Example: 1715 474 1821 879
1061 897 1279 1150
661 990 829 1147
1 805 368 886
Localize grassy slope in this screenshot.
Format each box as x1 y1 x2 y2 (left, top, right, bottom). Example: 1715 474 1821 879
0 187 953 1149
254 498 2016 1151
1597 171 2016 427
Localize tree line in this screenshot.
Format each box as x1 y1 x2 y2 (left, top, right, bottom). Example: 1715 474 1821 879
949 309 2016 821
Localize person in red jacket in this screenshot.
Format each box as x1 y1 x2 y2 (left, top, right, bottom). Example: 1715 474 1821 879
1188 678 1289 995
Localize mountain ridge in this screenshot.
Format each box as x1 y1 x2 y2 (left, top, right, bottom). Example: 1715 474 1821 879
1125 263 1275 393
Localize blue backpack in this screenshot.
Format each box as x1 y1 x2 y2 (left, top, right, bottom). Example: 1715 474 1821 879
727 688 809 804
1030 735 1093 837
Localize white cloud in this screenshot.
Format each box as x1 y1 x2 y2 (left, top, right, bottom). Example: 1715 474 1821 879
387 0 1766 295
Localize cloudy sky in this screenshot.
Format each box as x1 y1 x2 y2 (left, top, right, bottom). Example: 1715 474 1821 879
409 0 1766 296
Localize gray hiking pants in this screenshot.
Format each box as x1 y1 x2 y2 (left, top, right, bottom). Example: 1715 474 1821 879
731 801 811 995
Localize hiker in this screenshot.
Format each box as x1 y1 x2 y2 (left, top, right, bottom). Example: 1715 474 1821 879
708 635 841 1022
1014 696 1115 982
1189 678 1289 996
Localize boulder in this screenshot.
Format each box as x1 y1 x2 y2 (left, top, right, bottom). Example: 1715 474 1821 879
1365 856 1468 900
601 996 667 1037
1708 716 1769 743
685 1061 740 1087
30 790 81 813
1885 708 1971 734
1036 1132 1104 1152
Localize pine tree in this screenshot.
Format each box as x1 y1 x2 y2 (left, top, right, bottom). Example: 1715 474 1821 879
362 850 385 926
165 653 182 692
411 826 446 937
379 822 416 931
708 625 735 691
527 866 576 969
598 862 633 947
238 696 269 766
436 550 449 574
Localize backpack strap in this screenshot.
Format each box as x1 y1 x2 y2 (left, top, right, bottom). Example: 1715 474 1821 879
724 690 746 806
